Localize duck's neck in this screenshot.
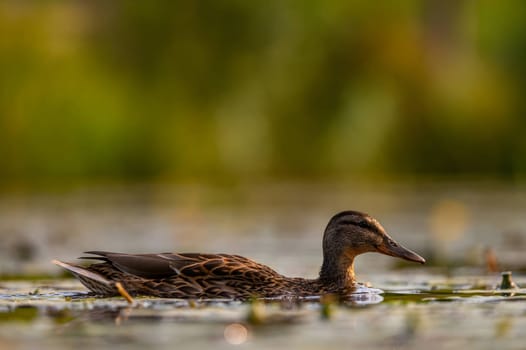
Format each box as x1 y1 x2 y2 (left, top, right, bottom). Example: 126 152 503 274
318 247 356 291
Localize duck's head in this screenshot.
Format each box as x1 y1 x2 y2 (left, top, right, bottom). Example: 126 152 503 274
323 210 425 264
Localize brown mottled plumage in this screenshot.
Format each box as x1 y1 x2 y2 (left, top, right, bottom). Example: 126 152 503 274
53 210 425 300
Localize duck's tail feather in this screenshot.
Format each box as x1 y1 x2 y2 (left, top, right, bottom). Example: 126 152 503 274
52 260 117 295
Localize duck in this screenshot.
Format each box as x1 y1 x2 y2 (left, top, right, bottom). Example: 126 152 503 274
53 210 425 300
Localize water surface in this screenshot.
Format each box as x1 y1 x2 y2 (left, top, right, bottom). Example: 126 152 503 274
1 182 525 349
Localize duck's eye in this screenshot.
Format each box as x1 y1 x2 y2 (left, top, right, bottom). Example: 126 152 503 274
345 221 372 230
339 219 372 230
356 221 370 229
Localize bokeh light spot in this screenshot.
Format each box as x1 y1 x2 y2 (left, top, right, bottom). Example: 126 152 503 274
429 199 470 242
224 323 248 345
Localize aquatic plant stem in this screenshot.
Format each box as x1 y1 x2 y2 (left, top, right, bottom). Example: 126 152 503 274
116 282 135 305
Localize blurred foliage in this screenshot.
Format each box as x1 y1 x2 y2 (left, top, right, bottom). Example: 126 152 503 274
1 0 526 187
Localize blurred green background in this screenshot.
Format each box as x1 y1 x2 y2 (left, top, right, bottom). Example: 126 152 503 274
1 0 526 188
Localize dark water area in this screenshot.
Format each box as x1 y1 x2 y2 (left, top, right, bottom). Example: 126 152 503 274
1 182 526 349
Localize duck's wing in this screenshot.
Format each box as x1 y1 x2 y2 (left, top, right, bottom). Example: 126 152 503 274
82 251 281 281
81 251 183 278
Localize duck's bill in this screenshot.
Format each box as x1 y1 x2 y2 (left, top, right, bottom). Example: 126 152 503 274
378 241 426 264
